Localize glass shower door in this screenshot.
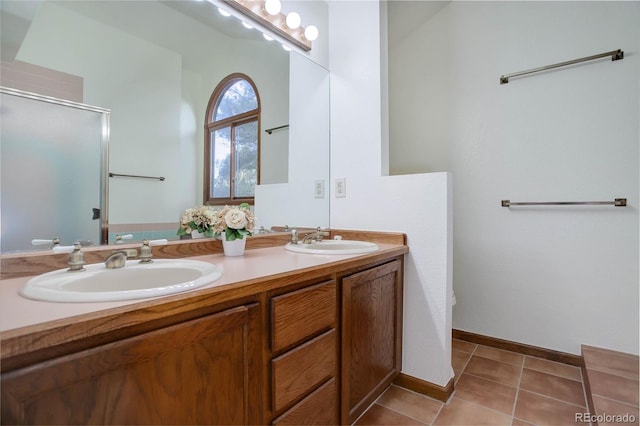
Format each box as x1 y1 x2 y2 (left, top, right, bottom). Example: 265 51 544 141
1 89 109 253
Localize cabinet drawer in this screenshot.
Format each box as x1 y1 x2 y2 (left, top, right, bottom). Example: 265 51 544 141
271 280 336 352
272 329 336 413
272 378 337 425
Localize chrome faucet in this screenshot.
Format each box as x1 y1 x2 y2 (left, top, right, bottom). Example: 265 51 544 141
301 227 330 244
104 251 128 269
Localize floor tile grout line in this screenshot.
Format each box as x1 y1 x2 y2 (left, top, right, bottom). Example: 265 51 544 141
472 344 526 367
442 396 516 420
385 383 444 404
510 351 525 421
373 402 433 425
578 363 593 417
451 392 517 418
431 401 445 426
591 392 640 408
522 365 583 382
517 388 589 409
460 370 521 389
586 367 640 381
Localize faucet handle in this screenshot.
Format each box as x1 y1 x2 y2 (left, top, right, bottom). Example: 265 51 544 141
139 239 154 263
67 242 86 272
32 237 61 248
291 229 298 244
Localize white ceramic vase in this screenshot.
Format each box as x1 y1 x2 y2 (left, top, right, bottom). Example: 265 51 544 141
191 230 205 239
221 232 246 256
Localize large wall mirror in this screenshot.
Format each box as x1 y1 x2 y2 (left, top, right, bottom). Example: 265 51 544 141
0 0 330 253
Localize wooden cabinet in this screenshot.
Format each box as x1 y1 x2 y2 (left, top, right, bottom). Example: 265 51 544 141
341 260 403 425
270 280 339 425
1 304 262 425
1 248 406 426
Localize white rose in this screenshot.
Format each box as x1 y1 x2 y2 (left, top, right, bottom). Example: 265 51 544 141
224 208 248 229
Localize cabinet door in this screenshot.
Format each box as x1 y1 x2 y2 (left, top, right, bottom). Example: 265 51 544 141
1 304 261 425
341 260 403 425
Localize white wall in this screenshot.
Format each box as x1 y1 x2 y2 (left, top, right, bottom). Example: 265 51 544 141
389 2 639 355
329 1 453 387
255 52 330 229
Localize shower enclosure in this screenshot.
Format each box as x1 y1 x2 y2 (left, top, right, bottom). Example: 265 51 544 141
0 87 109 253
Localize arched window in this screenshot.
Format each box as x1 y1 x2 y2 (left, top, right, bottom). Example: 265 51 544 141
204 73 260 205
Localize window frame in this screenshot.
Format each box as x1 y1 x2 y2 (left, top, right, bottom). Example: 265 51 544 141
203 73 261 206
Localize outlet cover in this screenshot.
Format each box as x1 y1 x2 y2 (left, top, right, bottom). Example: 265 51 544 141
335 178 346 198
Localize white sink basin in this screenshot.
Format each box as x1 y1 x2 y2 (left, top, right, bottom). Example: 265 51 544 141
285 240 379 255
20 259 222 303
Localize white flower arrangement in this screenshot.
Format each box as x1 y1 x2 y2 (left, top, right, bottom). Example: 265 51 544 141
177 203 255 241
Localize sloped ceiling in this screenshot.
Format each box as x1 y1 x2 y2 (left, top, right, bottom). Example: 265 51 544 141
387 0 449 48
0 1 42 62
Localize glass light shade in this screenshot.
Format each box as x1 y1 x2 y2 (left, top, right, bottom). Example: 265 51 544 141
264 0 281 16
304 25 319 41
285 12 301 29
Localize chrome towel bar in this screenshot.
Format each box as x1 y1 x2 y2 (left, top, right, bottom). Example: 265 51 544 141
265 124 289 134
109 172 165 181
501 198 627 207
500 49 624 84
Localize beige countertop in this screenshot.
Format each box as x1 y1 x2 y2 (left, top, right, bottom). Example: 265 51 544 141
1 244 402 332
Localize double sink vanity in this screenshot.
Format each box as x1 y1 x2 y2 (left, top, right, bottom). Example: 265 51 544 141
0 230 408 425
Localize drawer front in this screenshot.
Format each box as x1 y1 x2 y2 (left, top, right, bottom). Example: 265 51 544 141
272 329 336 413
272 378 337 425
271 280 336 353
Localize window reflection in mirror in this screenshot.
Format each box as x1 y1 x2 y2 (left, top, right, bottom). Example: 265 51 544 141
205 73 261 205
0 0 330 253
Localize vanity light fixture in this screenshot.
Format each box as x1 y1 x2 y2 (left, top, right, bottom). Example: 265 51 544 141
220 0 317 51
285 11 301 29
264 0 281 16
304 25 319 42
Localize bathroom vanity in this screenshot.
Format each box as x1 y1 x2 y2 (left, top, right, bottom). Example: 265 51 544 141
0 231 407 425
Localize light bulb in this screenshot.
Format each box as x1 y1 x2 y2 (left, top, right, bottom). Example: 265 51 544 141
282 44 292 52
217 7 231 17
304 25 319 41
285 12 301 29
264 0 281 16
263 33 274 42
242 21 253 30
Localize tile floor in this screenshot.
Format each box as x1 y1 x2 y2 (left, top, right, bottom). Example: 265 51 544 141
355 339 592 425
582 345 639 426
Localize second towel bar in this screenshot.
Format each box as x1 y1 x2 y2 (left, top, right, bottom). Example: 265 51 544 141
501 198 627 207
500 49 624 84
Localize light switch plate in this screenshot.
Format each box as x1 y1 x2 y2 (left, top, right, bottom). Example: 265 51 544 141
314 180 325 198
335 178 346 198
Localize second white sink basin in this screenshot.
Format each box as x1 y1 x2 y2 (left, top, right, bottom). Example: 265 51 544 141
20 259 222 303
285 240 379 255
